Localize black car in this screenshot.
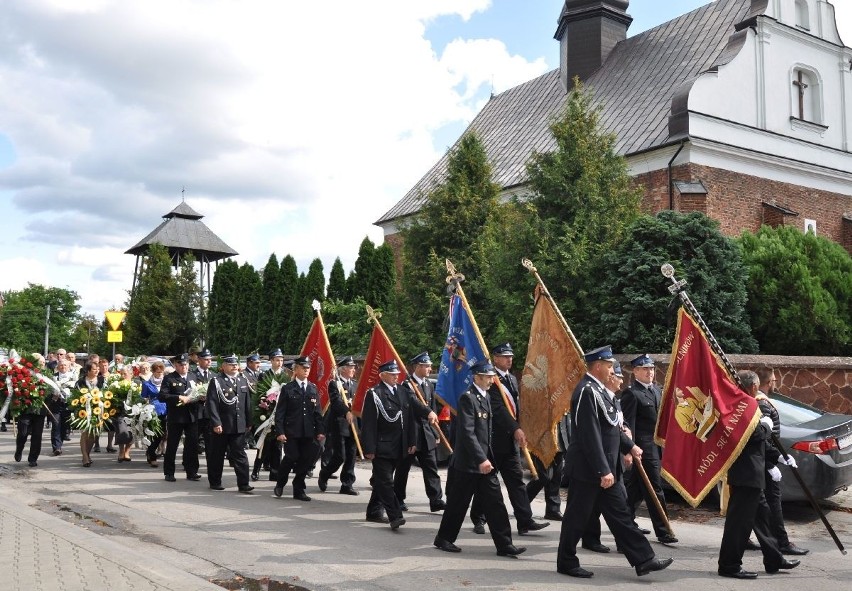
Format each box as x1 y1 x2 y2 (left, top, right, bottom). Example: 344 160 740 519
771 393 852 502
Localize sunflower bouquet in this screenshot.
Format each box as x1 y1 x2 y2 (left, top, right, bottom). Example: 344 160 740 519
68 387 115 436
104 375 143 413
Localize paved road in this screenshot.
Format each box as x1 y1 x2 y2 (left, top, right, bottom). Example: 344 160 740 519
1 429 850 590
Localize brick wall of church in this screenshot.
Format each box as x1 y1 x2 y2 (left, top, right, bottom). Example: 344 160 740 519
634 163 852 253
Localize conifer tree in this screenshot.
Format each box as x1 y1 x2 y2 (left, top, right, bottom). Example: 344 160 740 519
257 254 281 352
275 255 298 351
327 257 347 302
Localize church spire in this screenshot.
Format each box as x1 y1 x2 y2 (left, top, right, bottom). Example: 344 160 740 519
554 0 633 90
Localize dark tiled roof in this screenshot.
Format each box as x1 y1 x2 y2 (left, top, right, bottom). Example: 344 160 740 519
376 0 752 225
125 202 238 261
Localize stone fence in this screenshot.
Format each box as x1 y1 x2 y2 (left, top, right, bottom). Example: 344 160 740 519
617 354 852 415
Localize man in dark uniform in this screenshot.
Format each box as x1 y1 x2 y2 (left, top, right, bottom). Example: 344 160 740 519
718 370 801 579
395 352 446 512
318 356 360 495
252 351 290 482
620 354 677 544
557 345 673 578
193 348 214 456
273 356 325 501
470 343 548 536
434 362 526 557
753 366 809 556
206 354 254 493
242 353 262 388
158 353 202 482
361 360 428 530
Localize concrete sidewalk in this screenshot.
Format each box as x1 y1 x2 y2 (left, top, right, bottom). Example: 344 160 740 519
0 484 222 591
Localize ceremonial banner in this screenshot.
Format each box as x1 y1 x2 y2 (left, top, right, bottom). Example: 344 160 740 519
300 315 335 413
519 290 585 466
655 308 760 507
351 322 407 416
436 294 488 411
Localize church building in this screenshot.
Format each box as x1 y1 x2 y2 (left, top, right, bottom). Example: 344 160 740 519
376 0 852 254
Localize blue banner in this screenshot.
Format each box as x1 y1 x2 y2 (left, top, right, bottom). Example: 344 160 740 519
436 294 488 411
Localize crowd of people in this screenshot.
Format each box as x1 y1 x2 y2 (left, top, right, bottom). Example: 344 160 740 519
3 343 811 579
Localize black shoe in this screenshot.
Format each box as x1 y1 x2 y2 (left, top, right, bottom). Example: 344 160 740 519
306 470 314 478
13 450 22 462
434 536 461 553
165 475 176 482
250 472 259 482
719 569 758 579
238 486 255 494
558 566 593 578
430 500 447 512
366 515 389 524
581 542 610 554
473 522 485 535
0 424 6 432
638 526 651 534
210 484 225 491
766 559 800 574
93 447 101 453
744 538 761 551
544 511 563 521
28 461 37 467
329 474 338 479
106 447 117 453
339 486 359 496
318 475 328 492
636 557 673 576
496 545 526 558
273 487 283 498
657 533 679 544
293 492 312 502
518 520 549 535
780 543 809 556
389 517 406 530
398 502 408 512
187 474 201 481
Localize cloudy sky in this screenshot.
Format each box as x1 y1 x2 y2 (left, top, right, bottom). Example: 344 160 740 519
1 0 850 320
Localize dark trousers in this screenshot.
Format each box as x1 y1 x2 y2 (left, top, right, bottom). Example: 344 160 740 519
48 402 66 451
366 456 403 521
163 421 199 477
625 455 669 537
719 486 783 573
276 437 320 495
208 432 250 488
526 452 563 515
198 417 211 453
146 434 162 462
320 432 357 488
438 466 513 549
470 448 533 528
15 414 45 462
761 475 790 547
394 446 443 504
253 434 281 480
557 478 655 570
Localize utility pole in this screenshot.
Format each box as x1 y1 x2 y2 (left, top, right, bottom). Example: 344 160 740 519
43 305 51 358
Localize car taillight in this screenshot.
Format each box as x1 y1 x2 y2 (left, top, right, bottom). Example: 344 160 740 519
791 439 838 454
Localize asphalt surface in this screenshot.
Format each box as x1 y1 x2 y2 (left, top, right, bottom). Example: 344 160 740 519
1 428 851 590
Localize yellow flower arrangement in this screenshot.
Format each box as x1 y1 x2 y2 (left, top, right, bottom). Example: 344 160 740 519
105 391 114 399
71 399 78 407
67 386 112 436
104 400 111 409
79 388 89 394
93 407 101 415
78 410 87 418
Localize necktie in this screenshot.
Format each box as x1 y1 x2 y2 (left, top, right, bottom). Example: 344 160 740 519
300 382 306 394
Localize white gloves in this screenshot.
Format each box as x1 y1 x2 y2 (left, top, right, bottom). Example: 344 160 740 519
781 455 798 468
759 416 774 432
768 465 782 482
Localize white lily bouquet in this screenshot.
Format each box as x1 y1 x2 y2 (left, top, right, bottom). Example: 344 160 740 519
178 381 207 405
126 401 163 447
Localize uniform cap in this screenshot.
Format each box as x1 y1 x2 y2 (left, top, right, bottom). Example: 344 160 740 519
490 343 514 356
197 348 213 359
409 352 432 365
294 356 312 368
269 348 284 358
631 354 655 368
584 345 614 364
471 362 497 376
378 360 401 374
222 354 239 364
337 356 356 367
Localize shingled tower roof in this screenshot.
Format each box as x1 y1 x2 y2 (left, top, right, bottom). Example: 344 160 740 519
125 200 238 262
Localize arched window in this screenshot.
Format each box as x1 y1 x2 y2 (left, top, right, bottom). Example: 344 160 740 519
791 67 821 123
795 0 810 30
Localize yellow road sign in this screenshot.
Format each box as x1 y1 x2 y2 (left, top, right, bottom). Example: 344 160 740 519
105 311 127 331
107 330 123 343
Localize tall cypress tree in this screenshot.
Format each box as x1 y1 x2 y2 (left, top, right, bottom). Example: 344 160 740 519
277 255 298 351
347 237 375 302
297 258 326 344
327 257 347 302
207 260 240 353
169 254 203 354
125 244 178 353
370 243 396 310
286 272 306 353
236 262 262 353
257 254 281 352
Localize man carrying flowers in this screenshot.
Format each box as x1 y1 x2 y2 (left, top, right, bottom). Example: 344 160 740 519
158 353 202 482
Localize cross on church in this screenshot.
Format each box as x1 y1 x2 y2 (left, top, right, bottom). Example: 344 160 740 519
792 71 809 120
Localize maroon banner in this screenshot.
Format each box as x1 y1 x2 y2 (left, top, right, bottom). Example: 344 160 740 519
655 308 760 507
300 315 335 413
352 323 407 416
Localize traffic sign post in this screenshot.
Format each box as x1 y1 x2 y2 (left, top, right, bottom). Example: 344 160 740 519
105 311 127 361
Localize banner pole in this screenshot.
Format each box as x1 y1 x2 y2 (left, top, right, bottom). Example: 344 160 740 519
446 259 538 480
661 264 845 555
